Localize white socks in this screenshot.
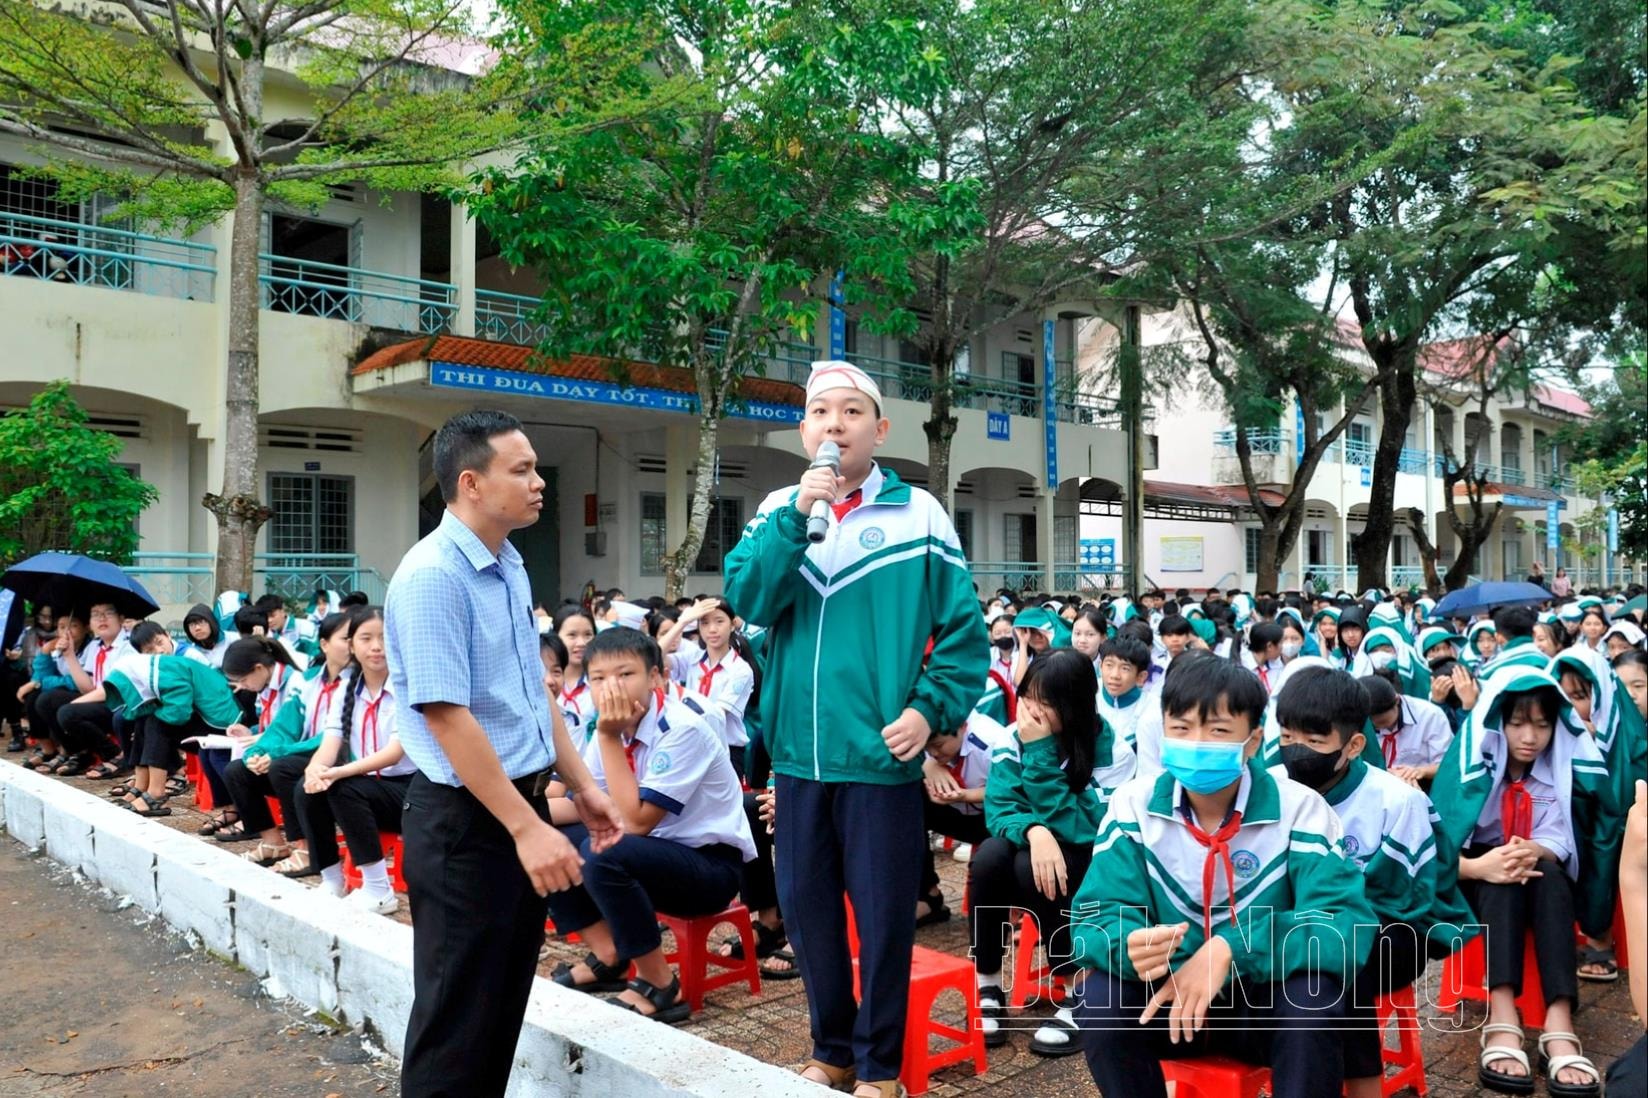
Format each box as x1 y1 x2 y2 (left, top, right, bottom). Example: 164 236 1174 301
319 863 346 897
977 971 1002 990
357 859 393 899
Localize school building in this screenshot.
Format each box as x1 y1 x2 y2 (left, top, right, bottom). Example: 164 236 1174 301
0 123 1150 617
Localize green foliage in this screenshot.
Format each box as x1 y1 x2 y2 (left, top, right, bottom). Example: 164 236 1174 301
0 383 158 569
1561 355 1648 557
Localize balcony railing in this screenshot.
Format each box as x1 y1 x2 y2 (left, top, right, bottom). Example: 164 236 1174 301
260 254 454 331
127 552 389 610
0 210 215 301
970 560 1131 595
1212 428 1292 456
475 288 552 345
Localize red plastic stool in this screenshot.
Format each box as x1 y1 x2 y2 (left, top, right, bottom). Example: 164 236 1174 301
900 944 989 1095
1374 985 1428 1096
1161 1056 1271 1098
265 795 283 828
543 915 582 944
339 832 408 893
186 753 213 811
1437 932 1545 1028
657 903 761 1011
1008 912 1066 1009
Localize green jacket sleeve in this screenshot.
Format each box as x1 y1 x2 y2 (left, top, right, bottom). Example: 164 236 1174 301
1070 798 1152 979
985 736 1102 847
1359 794 1441 931
907 520 987 737
157 659 242 730
244 695 316 761
32 651 74 693
722 494 810 628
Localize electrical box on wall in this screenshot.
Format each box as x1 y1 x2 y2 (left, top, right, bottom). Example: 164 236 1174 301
585 531 607 557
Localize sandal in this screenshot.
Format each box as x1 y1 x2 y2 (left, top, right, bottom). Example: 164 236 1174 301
109 782 135 798
197 810 238 836
719 919 788 961
799 1059 856 1091
850 1082 907 1098
24 749 53 770
53 752 90 776
129 792 171 817
760 948 803 981
915 892 951 928
273 848 318 877
164 773 189 798
1537 1031 1602 1098
550 951 631 994
239 841 290 866
1576 945 1619 982
84 760 128 780
1028 1008 1082 1057
978 986 1008 1048
213 821 251 842
612 973 691 1025
1479 1021 1535 1095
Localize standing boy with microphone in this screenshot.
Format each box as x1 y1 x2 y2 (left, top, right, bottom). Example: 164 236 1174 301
725 360 986 1097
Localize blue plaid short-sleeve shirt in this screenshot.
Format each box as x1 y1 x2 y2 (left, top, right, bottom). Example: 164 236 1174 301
386 509 555 785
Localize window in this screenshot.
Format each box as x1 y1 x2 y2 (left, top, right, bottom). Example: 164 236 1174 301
1503 536 1521 577
267 473 353 556
639 493 745 575
1244 527 1262 574
1307 529 1331 567
1003 352 1036 387
1003 513 1036 562
954 510 974 559
1392 534 1410 567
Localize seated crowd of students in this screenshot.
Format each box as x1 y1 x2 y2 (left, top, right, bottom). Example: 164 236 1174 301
6 577 1648 1097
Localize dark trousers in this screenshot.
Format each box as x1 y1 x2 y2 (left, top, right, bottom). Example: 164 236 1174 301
739 790 779 913
1344 922 1425 1079
920 802 990 897
223 753 311 842
545 824 742 959
29 687 77 750
0 662 26 728
57 700 118 758
400 772 551 1098
130 714 190 771
292 773 408 869
774 775 926 1083
1078 970 1347 1098
966 834 1093 977
1609 1035 1647 1097
198 747 233 807
1461 849 1580 1008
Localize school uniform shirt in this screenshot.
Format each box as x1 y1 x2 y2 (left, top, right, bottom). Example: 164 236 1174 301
558 676 597 748
984 730 1106 846
1430 665 1620 934
974 660 1017 726
79 632 132 688
1371 695 1454 770
1269 757 1464 948
1097 686 1147 749
724 462 987 785
1130 697 1167 781
1467 753 1570 862
181 636 231 669
1072 758 1376 988
253 663 303 733
581 691 757 861
665 647 754 748
245 666 343 762
942 712 1009 816
323 676 417 778
101 653 243 729
1253 658 1286 698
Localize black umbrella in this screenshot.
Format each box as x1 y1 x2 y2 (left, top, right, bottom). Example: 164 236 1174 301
0 552 160 619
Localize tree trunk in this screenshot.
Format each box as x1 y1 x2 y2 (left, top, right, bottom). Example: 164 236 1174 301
1351 361 1416 591
1256 520 1283 594
924 352 958 514
662 402 722 601
1403 508 1444 592
206 165 270 596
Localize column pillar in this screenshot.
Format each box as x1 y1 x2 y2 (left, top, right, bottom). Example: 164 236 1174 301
450 200 477 338
1036 487 1057 593
664 426 694 557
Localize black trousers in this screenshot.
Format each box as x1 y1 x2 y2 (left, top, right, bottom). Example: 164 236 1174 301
920 802 990 897
544 824 742 959
1609 1035 1647 1097
1461 844 1580 1008
1078 971 1347 1098
56 700 118 758
292 773 408 869
1343 922 1426 1079
0 661 26 728
966 834 1093 978
222 753 311 842
130 714 190 771
734 790 779 913
28 687 77 750
400 772 552 1098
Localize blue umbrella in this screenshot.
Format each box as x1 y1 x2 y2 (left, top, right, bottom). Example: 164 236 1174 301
0 552 159 618
1431 580 1550 621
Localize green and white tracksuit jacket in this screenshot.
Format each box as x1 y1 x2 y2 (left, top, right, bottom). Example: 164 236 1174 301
1072 759 1376 988
1271 757 1474 954
1548 647 1648 815
984 729 1126 846
1430 665 1624 936
245 665 340 763
724 463 987 785
102 653 243 730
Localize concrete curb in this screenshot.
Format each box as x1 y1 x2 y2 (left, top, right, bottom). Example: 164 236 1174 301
0 760 817 1097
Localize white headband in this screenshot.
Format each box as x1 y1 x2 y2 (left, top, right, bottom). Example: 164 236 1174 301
805 360 883 412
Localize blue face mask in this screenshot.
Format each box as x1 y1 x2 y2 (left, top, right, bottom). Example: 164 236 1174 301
1160 735 1253 794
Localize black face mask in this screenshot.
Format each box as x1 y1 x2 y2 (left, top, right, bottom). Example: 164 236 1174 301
1280 743 1346 791
992 637 1016 654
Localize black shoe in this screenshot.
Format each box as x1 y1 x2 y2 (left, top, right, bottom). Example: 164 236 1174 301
6 737 26 753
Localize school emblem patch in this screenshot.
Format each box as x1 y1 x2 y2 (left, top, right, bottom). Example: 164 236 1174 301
1230 850 1260 880
1340 834 1361 858
649 751 672 775
859 526 886 550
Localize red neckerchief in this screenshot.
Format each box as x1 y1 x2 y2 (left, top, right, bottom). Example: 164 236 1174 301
93 645 109 686
308 677 341 739
697 650 734 695
560 678 587 709
624 689 667 774
1501 778 1534 844
257 665 286 731
1183 807 1245 941
360 687 386 775
1379 727 1400 766
987 668 1017 723
830 488 864 522
945 752 967 787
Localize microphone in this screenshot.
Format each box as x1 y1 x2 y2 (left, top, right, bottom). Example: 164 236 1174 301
805 440 842 544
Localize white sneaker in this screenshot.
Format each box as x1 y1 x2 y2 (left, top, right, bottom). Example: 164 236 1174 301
952 843 973 863
345 888 399 916
317 876 347 899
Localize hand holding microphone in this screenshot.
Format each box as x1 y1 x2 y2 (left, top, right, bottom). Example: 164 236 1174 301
801 440 844 543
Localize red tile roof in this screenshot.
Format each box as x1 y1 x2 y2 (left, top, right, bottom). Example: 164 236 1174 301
1530 382 1592 418
1145 479 1287 508
354 335 806 406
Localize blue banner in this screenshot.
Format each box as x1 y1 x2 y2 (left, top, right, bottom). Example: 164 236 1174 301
987 411 1010 441
1043 320 1058 487
828 271 846 359
1608 506 1619 553
428 362 803 424
1295 405 1305 467
1546 500 1561 550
